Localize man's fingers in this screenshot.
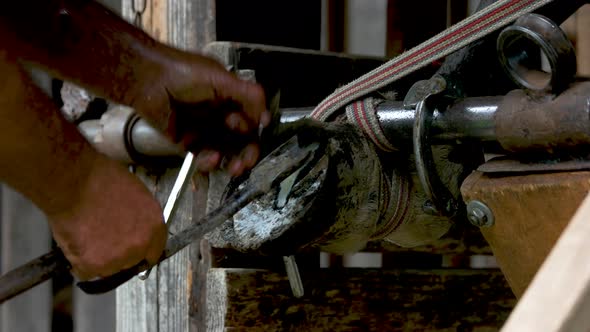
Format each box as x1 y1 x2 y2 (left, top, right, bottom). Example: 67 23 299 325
215 75 268 130
227 157 245 176
195 150 221 172
225 143 260 176
241 143 259 169
225 112 249 133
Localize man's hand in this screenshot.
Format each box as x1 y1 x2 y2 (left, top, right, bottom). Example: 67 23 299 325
47 155 167 280
0 55 167 281
130 49 270 176
2 0 271 176
0 0 270 280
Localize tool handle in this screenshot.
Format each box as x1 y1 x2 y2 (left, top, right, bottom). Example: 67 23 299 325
0 249 70 304
77 259 151 294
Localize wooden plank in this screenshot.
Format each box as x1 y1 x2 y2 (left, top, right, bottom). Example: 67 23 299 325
189 175 211 332
501 191 590 332
206 268 515 331
461 171 590 297
73 290 116 332
117 1 215 331
0 185 51 332
115 169 161 332
116 166 199 332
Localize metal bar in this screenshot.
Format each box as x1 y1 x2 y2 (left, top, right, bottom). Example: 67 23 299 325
282 96 500 146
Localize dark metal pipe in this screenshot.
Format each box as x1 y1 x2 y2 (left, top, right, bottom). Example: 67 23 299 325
281 96 500 148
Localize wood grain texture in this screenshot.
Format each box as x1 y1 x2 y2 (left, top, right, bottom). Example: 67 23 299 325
189 175 211 332
461 171 590 297
116 169 161 332
117 1 215 331
206 268 515 331
501 192 590 332
73 289 116 332
0 185 51 332
157 166 195 332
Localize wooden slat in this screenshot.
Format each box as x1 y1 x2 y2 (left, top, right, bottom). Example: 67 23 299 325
115 169 162 332
501 192 590 332
206 268 515 331
0 185 51 332
73 290 116 332
117 1 215 331
461 171 590 297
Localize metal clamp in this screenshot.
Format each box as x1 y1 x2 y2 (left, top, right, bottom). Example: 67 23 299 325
408 76 458 216
497 13 576 94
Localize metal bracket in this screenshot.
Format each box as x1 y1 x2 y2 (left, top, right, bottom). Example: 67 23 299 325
408 76 459 217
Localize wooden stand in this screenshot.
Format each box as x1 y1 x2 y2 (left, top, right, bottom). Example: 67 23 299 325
461 171 590 297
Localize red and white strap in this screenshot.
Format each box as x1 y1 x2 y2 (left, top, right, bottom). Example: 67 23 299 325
345 98 396 152
311 0 553 124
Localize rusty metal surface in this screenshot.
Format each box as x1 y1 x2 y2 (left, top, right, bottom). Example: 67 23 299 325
496 81 590 154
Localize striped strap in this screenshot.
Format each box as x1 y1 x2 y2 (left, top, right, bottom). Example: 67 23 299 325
345 98 396 152
311 0 553 122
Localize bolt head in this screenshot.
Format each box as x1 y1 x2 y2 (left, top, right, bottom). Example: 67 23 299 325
466 200 494 227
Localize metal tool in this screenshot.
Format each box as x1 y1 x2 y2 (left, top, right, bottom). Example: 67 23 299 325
276 168 305 297
283 255 304 298
0 135 319 303
137 151 198 280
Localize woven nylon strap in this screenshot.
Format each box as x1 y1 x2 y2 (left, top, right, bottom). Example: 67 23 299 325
311 0 553 129
345 98 397 152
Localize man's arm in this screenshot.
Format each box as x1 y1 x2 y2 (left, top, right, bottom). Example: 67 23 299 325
0 54 167 279
0 0 268 174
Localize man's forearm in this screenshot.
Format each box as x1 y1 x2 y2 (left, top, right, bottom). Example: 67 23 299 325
0 0 173 124
0 55 100 216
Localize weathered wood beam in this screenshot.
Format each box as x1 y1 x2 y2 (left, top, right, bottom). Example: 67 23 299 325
117 2 215 331
206 268 515 331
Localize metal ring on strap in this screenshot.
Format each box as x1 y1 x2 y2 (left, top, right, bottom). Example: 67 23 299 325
497 13 576 94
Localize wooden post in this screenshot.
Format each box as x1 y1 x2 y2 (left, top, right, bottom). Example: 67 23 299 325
116 1 215 331
501 191 590 331
73 290 116 332
0 185 51 332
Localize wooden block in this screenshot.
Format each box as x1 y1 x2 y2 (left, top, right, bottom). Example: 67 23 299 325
461 171 590 297
206 268 515 331
501 192 590 332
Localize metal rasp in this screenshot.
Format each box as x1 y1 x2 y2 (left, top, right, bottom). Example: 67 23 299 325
0 135 319 302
